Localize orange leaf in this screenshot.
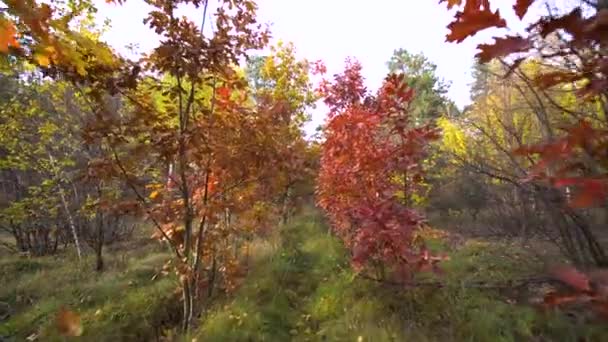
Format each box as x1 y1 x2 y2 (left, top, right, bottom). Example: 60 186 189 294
571 191 597 208
439 0 463 9
446 9 507 43
514 0 535 19
543 291 580 306
0 19 20 53
476 35 532 62
207 175 218 194
569 180 608 208
56 307 83 336
217 86 231 98
550 265 591 292
592 302 608 320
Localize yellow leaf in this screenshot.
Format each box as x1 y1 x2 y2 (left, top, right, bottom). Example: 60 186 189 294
149 190 160 199
56 307 83 336
34 53 51 67
75 62 87 76
146 183 163 190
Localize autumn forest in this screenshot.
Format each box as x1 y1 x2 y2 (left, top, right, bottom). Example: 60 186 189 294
1 0 608 340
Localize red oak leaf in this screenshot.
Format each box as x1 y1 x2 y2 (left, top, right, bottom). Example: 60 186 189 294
476 35 532 63
446 9 507 43
514 0 535 19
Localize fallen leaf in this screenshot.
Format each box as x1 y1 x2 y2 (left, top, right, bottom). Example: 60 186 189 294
543 291 581 306
56 307 83 336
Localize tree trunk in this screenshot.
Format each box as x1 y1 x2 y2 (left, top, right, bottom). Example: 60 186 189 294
281 184 292 225
208 252 217 299
182 280 192 332
52 226 59 253
95 209 105 272
58 186 82 260
48 153 82 260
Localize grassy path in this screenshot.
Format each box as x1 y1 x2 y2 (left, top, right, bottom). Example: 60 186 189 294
195 210 353 341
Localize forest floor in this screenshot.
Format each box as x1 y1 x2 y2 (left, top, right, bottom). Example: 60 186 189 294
2 208 608 341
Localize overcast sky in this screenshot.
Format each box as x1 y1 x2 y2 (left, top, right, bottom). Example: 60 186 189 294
95 0 546 135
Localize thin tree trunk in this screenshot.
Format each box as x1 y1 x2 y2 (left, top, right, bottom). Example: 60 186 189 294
95 184 105 272
52 226 59 253
58 184 82 260
48 153 82 260
281 184 291 225
95 212 105 272
177 84 194 332
207 252 217 299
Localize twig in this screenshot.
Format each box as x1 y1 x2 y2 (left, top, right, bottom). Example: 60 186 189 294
0 240 18 253
110 147 184 260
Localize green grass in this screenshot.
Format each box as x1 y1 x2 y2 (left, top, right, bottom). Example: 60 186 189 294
196 209 608 342
0 238 178 341
3 210 608 341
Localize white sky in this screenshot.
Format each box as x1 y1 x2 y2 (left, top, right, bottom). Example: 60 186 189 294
95 0 547 135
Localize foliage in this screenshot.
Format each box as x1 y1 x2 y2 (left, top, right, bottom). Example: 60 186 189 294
430 59 608 266
244 41 321 223
1 0 319 332
543 265 608 321
0 59 133 266
387 49 451 122
440 0 608 208
439 0 608 318
247 40 318 128
316 60 442 281
3 0 608 337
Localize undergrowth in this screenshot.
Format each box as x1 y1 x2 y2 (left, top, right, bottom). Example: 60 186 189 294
196 209 608 342
2 210 608 341
0 238 177 341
